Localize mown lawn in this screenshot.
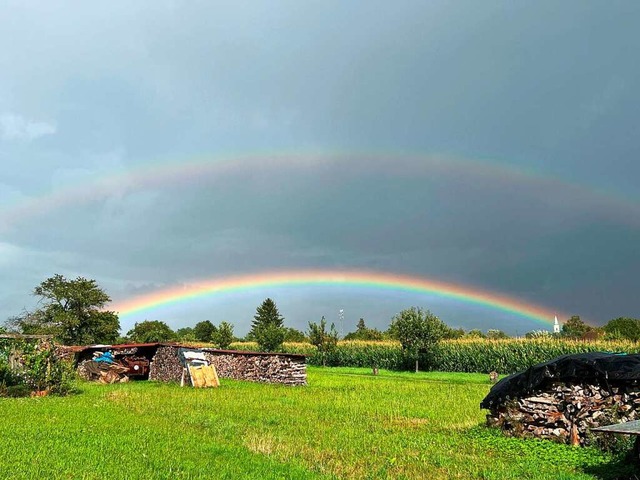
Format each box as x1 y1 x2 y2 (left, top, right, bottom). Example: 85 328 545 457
0 367 634 479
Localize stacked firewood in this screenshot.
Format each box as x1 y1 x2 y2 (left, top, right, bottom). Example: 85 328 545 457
487 382 640 445
204 352 307 386
148 346 183 382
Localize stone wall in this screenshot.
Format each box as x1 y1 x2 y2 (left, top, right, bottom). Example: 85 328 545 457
203 350 306 386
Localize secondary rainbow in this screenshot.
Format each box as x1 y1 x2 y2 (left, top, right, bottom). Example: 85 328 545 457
2 152 638 231
113 269 563 325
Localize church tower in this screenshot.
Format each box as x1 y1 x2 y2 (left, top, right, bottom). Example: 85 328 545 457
553 315 560 334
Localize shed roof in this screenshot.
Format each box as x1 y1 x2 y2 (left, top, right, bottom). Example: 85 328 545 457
64 342 307 359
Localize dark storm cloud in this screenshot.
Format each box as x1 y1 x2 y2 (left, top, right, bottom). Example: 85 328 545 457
1 2 639 333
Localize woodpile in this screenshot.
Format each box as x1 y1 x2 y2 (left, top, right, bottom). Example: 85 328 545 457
486 382 640 446
204 351 307 386
77 359 130 384
148 346 183 382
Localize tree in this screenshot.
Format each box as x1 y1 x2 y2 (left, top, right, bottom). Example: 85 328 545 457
561 315 591 339
344 318 384 341
443 327 465 339
283 327 307 343
250 298 286 352
465 329 486 339
486 329 509 340
176 327 196 342
6 274 120 345
213 321 235 349
308 316 339 367
194 320 217 343
127 320 176 343
604 317 640 342
389 307 448 372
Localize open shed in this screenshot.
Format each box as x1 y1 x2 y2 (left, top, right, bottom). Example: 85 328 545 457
65 343 307 386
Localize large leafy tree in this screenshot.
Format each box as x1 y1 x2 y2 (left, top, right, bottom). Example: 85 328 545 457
249 298 285 352
308 316 339 367
561 315 591 339
194 320 217 343
389 307 448 372
6 274 120 345
604 317 640 342
176 327 196 342
126 320 176 343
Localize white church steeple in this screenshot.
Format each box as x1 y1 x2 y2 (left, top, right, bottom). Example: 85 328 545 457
553 315 560 334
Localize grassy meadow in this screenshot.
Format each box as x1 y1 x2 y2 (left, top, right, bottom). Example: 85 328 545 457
0 367 634 479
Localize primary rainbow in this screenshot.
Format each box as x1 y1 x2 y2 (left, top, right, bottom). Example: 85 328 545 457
113 269 563 325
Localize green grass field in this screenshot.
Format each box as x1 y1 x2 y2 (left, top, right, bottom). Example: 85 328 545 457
0 367 634 479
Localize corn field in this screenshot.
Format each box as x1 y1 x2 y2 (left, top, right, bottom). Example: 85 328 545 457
231 338 640 374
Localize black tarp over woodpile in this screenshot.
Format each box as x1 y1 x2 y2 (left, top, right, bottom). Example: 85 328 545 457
481 352 640 409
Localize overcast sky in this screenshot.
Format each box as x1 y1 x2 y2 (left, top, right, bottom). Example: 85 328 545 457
1 1 638 336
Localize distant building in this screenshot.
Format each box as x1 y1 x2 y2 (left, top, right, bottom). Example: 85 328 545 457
553 316 560 334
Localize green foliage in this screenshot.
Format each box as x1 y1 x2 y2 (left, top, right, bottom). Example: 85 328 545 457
7 274 120 345
213 321 234 349
389 307 448 372
343 318 384 341
561 315 591 339
193 320 217 342
444 327 466 339
175 327 196 342
603 317 640 342
126 320 176 343
250 298 286 352
0 339 76 397
283 327 307 343
466 329 486 338
307 317 339 366
233 337 640 374
486 329 510 340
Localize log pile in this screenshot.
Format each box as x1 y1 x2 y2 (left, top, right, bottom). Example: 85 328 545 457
77 359 130 384
487 382 640 446
204 352 307 386
148 346 183 382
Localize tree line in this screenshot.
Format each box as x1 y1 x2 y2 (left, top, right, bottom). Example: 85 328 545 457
4 275 639 357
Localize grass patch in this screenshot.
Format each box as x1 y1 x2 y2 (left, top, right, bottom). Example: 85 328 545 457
0 367 635 479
